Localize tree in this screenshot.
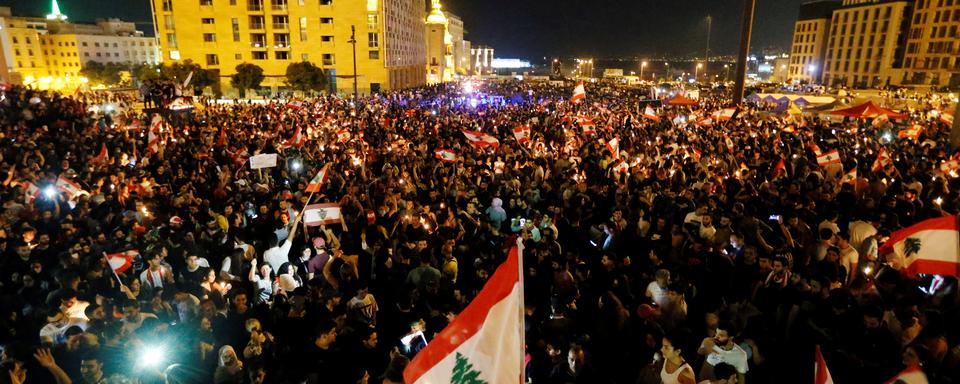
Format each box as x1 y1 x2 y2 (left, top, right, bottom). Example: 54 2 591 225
231 63 265 98
132 63 161 83
79 61 105 83
450 352 487 384
285 61 327 94
79 61 124 86
159 60 216 91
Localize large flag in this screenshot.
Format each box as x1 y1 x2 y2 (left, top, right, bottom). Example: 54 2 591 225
817 150 841 167
815 346 834 384
461 129 500 148
404 245 524 384
512 125 531 144
879 215 960 277
873 148 893 172
305 164 330 193
56 175 85 199
23 182 41 204
883 365 929 384
809 141 823 156
718 107 738 121
841 167 857 184
148 114 163 155
105 250 139 274
303 203 343 226
435 149 458 163
872 114 890 128
287 100 306 109
771 157 786 180
606 137 620 160
898 124 923 140
643 105 660 122
283 128 306 148
571 82 586 103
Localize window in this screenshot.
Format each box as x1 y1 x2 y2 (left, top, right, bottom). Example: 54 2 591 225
114 53 119 57
163 0 173 11
250 33 267 47
299 17 308 41
368 32 378 48
84 52 89 57
204 33 217 42
14 49 20 56
248 0 263 11
322 53 334 65
200 0 213 5
232 18 241 41
96 52 102 57
95 42 100 47
368 50 379 60
320 17 333 24
320 0 331 4
164 15 176 30
252 51 268 60
272 15 289 29
27 49 33 56
249 16 265 29
321 35 333 42
206 54 220 65
271 0 287 11
166 33 178 48
275 51 289 60
113 43 118 47
25 37 31 44
235 53 242 59
367 14 377 30
202 18 215 24
301 53 309 61
274 33 290 47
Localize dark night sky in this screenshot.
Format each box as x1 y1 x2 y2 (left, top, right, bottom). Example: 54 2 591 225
1 0 805 59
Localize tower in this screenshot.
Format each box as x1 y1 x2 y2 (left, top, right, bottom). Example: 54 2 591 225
46 0 67 21
425 0 452 83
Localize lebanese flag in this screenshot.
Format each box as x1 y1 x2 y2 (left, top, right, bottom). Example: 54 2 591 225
611 160 630 174
218 127 228 146
105 250 139 274
718 107 738 121
809 141 823 156
148 114 163 155
336 129 351 143
287 100 305 109
95 143 109 164
303 203 343 226
879 215 960 277
815 346 834 384
571 82 586 103
771 157 785 179
305 164 330 193
695 117 715 127
283 128 306 148
435 149 458 163
817 150 841 167
512 125 531 144
883 365 929 384
404 245 524 384
841 167 857 184
461 129 500 148
873 148 893 172
941 112 954 125
23 182 41 204
872 114 890 128
643 105 660 122
898 124 923 140
56 175 85 199
606 137 620 159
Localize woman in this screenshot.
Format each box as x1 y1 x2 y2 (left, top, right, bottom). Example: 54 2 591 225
214 345 244 384
660 334 696 384
200 269 231 297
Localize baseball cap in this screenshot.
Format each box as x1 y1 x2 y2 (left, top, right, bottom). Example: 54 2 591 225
169 216 183 224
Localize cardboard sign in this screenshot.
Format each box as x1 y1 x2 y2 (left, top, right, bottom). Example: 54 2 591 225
249 154 278 169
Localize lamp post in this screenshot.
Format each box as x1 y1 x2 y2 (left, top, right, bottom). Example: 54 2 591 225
696 63 703 82
724 64 730 81
348 25 358 99
640 61 648 81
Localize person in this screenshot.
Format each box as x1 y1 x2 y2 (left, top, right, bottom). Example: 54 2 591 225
659 334 696 384
698 363 738 384
213 346 244 384
646 269 670 307
698 326 749 383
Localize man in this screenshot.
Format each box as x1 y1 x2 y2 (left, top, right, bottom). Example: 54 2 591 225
836 233 859 284
139 248 174 295
301 320 344 383
179 254 209 290
79 352 107 384
698 326 749 383
406 254 441 291
264 216 300 271
699 362 738 384
120 300 158 335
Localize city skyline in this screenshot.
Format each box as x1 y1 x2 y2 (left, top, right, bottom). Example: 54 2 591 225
2 0 806 59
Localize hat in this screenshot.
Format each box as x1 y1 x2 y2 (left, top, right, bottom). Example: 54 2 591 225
312 237 326 249
169 216 183 224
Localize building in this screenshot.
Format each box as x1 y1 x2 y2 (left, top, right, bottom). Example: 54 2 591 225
0 1 159 88
822 0 912 88
151 0 426 96
899 0 960 88
788 1 840 84
470 45 493 76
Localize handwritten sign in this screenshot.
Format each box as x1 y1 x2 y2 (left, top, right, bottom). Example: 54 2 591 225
249 154 278 169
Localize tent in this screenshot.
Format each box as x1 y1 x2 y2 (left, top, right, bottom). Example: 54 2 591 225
664 94 699 106
829 101 907 119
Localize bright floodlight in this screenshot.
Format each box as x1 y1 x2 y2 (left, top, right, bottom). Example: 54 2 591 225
43 187 57 199
140 345 165 368
883 133 893 142
291 160 302 171
463 82 474 94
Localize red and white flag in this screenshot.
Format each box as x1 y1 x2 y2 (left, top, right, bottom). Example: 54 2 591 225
695 117 714 127
336 129 351 143
404 244 524 384
883 365 929 384
148 114 163 155
461 129 500 148
611 160 630 174
771 157 786 180
815 345 834 384
23 182 41 204
718 107 738 121
643 105 660 122
56 175 85 199
898 124 923 140
305 164 330 193
105 250 139 274
287 100 305 109
303 203 343 226
873 148 893 172
218 128 228 146
841 167 857 184
872 114 890 128
817 150 841 167
512 125 531 144
606 137 620 160
571 82 586 103
941 112 954 126
435 149 458 163
879 215 960 277
283 129 306 148
809 141 823 156
95 143 109 164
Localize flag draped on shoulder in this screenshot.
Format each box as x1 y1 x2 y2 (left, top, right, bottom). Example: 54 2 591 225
879 215 960 277
305 164 330 193
461 129 500 148
404 244 524 384
571 82 586 103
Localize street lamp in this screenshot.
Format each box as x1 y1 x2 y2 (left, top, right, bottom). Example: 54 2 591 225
696 63 703 81
641 61 648 81
724 64 730 81
348 25 358 99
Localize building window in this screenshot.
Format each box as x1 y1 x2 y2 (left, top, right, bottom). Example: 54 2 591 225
274 33 290 47
235 53 242 59
249 16 265 29
322 53 334 65
232 18 241 41
84 52 89 57
275 51 289 60
164 15 176 30
368 32 378 48
163 0 173 11
252 51 268 60
272 15 289 29
25 37 31 44
27 49 33 56
14 49 20 56
166 33 178 48
301 53 309 61
11 37 17 44
204 33 217 42
202 18 215 24
96 53 102 57
321 35 333 42
201 0 213 5
271 0 287 11
369 50 379 60
247 0 263 11
320 17 333 24
299 17 308 41
320 0 332 4
250 33 267 47
367 14 377 30
206 54 220 65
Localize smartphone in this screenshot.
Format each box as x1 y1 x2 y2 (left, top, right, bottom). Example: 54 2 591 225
769 214 781 221
519 218 527 227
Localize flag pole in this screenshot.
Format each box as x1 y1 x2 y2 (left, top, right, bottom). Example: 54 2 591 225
102 252 125 287
516 237 526 383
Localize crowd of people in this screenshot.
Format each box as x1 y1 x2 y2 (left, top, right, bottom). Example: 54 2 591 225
0 78 958 384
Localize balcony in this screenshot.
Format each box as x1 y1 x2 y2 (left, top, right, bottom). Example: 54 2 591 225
249 23 264 30
272 23 288 30
271 2 288 11
247 1 264 11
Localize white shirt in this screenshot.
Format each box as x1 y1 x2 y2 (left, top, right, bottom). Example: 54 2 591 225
700 341 749 374
848 220 877 250
646 281 669 307
264 240 294 272
818 220 840 236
